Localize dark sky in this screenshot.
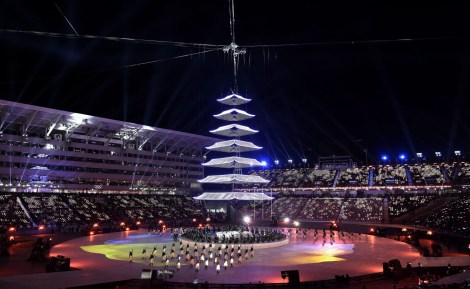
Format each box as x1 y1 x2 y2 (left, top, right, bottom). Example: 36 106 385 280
1 1 470 165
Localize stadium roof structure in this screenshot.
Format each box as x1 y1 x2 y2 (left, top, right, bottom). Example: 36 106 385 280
0 99 219 155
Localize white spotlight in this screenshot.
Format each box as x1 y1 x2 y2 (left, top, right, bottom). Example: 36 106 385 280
243 216 251 224
284 217 290 223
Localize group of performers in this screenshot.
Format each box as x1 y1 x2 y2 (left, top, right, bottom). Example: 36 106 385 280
128 238 255 274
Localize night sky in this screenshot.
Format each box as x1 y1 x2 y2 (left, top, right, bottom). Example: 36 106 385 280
1 1 470 165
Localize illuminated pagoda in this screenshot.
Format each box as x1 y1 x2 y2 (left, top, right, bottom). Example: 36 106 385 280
196 93 271 200
195 0 271 201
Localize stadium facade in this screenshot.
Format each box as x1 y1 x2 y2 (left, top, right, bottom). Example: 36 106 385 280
0 99 218 194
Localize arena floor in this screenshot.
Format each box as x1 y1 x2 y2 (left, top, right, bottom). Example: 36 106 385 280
1 227 469 289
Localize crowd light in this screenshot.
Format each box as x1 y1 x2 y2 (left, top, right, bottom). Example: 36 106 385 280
206 217 211 222
93 223 99 228
427 230 433 236
136 221 141 226
38 225 45 230
399 154 406 160
455 150 461 156
416 153 423 158
120 222 125 226
8 227 15 232
287 159 293 164
293 221 300 227
381 155 388 161
261 161 267 167
243 216 251 224
435 152 442 157
283 217 290 223
301 158 307 163
159 220 164 224
44 143 54 150
274 160 280 165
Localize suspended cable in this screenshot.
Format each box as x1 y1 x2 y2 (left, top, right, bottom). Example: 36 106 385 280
240 36 456 48
0 48 221 84
1 29 455 50
54 3 79 36
229 0 236 44
0 29 223 48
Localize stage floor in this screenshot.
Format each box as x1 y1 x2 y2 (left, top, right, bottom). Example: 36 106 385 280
1 228 468 289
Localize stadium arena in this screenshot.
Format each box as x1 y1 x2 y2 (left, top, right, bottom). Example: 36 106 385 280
2 1 470 289
0 99 469 289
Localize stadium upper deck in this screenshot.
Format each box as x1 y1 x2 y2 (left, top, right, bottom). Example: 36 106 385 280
0 99 218 193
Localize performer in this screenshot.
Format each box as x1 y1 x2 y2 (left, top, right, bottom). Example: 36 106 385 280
149 253 154 266
128 249 133 263
216 262 220 274
205 259 209 269
142 247 147 260
177 260 181 271
250 245 254 258
224 260 228 270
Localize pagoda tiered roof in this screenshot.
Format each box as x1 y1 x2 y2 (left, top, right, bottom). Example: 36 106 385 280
217 94 251 106
202 156 264 168
213 108 255 122
198 174 270 184
210 124 258 137
206 139 262 153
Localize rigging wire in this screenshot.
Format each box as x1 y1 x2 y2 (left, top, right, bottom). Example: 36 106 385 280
0 48 221 85
240 36 456 48
54 3 79 36
0 29 457 50
0 29 223 48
